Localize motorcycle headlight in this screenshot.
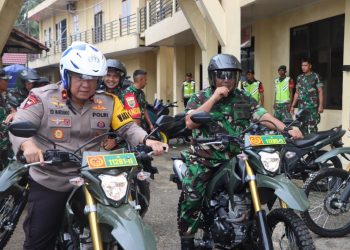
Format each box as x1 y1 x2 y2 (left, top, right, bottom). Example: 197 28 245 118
99 173 128 201
258 151 280 173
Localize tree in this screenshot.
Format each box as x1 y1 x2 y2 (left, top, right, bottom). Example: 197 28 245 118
14 0 45 38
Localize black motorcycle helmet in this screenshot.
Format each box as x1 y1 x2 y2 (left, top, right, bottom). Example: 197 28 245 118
208 54 242 90
106 59 127 83
19 69 40 85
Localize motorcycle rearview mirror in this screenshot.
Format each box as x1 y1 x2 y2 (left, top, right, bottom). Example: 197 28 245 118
9 121 38 138
155 115 175 131
190 111 212 124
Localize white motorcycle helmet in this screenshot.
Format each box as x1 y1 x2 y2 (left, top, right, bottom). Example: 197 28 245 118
59 41 107 90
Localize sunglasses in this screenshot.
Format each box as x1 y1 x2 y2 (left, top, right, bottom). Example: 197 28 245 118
214 70 239 80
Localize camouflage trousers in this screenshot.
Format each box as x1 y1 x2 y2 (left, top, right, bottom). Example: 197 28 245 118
273 103 292 121
299 108 320 134
178 161 211 236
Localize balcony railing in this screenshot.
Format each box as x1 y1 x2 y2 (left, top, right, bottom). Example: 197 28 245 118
149 0 173 26
31 1 182 62
139 7 147 33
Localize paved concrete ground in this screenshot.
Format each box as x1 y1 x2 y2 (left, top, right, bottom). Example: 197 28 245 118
5 143 350 249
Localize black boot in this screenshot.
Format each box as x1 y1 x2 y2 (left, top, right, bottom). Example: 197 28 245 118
181 237 194 250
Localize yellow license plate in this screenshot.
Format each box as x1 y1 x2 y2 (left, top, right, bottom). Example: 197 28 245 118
86 153 138 169
249 135 286 146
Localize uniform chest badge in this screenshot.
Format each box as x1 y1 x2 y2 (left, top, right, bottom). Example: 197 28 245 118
52 129 64 139
50 118 71 126
97 121 105 128
92 99 107 110
50 101 65 108
126 96 136 108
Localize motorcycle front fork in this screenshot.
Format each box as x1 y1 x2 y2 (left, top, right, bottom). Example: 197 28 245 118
83 185 103 250
245 160 273 250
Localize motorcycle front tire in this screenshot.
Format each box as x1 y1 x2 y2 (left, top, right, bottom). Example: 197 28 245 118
267 208 315 250
301 168 350 237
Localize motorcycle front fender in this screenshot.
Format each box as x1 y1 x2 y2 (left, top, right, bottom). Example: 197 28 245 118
256 174 309 211
97 203 156 250
314 147 350 164
0 161 27 192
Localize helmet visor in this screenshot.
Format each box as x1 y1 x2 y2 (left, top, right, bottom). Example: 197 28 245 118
212 70 240 90
70 72 101 81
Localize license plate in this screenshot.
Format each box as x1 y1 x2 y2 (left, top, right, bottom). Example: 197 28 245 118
249 135 286 146
86 153 138 169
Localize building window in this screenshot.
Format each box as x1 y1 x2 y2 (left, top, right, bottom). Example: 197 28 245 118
94 4 103 43
72 15 80 42
44 28 52 48
94 12 103 43
290 14 344 110
56 19 67 51
73 15 79 34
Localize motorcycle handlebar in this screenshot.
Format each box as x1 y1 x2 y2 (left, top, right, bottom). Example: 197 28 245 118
24 160 53 168
194 137 217 143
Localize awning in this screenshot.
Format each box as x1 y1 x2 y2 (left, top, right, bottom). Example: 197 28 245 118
2 28 49 54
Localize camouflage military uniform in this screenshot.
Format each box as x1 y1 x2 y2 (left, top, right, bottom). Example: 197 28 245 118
7 87 29 110
120 85 148 128
179 87 267 236
0 92 11 169
296 72 323 134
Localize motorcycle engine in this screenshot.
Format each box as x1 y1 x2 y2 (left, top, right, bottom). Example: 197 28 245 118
210 192 252 247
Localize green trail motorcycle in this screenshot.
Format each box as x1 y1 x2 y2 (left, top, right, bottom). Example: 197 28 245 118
0 121 156 250
167 112 315 250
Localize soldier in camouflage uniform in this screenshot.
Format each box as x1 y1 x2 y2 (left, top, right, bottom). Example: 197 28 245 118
273 65 294 121
120 70 153 131
7 69 40 112
0 68 12 169
179 54 303 250
290 58 324 134
100 59 128 100
100 59 129 150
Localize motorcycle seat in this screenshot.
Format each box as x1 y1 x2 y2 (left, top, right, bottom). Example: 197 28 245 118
293 126 342 148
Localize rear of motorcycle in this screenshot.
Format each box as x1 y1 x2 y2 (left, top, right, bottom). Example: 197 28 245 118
150 114 191 144
57 151 157 250
282 125 344 180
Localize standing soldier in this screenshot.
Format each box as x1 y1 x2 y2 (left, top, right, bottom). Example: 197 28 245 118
241 69 264 106
182 73 195 107
0 68 12 169
290 58 324 134
273 65 294 121
121 70 154 131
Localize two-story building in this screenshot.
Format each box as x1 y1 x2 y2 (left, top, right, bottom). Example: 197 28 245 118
28 0 350 144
